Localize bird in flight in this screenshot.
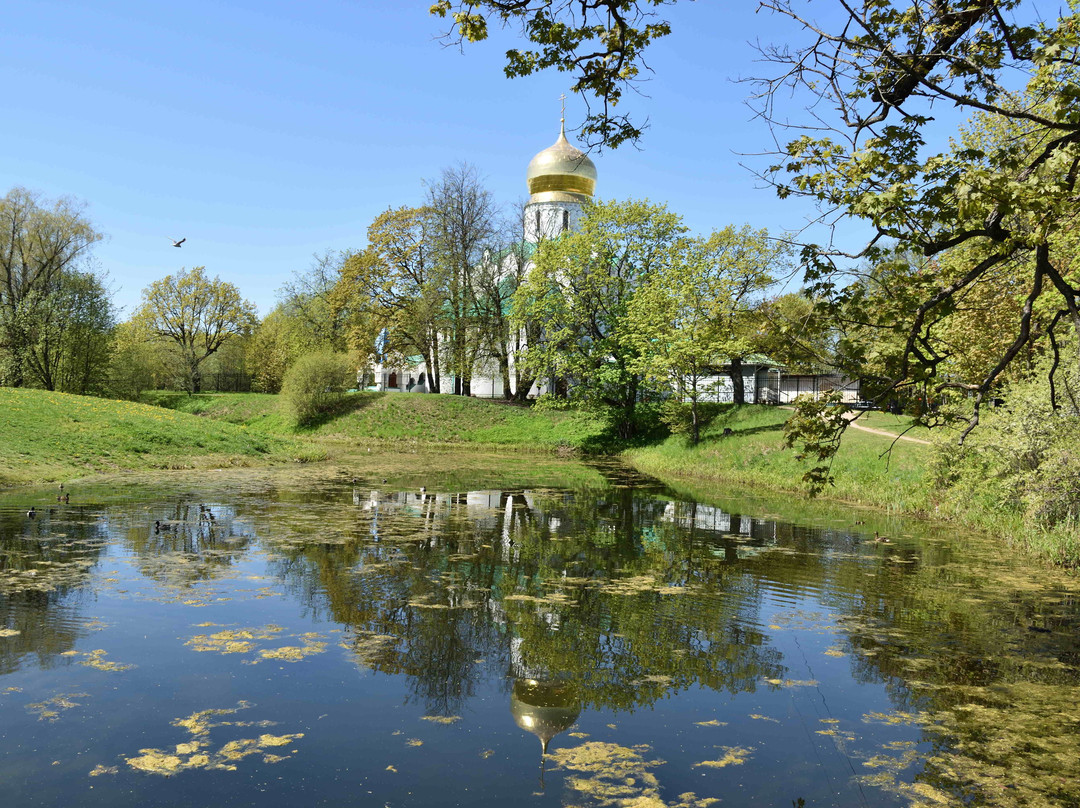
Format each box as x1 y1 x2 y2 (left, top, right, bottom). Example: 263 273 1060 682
170 238 186 248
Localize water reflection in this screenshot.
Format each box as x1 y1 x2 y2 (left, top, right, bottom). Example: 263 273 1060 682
0 505 108 674
0 466 1077 807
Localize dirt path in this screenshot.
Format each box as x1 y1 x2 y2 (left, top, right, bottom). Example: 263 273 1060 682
779 406 933 446
842 412 933 445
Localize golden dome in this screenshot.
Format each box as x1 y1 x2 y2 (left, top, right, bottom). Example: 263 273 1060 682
526 121 597 204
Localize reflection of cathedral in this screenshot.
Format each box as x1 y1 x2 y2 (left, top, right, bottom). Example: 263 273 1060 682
511 678 581 757
373 115 598 397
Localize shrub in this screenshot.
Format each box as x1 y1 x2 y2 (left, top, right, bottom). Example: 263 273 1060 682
279 352 354 425
934 347 1080 529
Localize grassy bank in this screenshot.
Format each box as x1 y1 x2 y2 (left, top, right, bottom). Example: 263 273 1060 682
625 404 1080 564
0 388 317 486
9 388 1075 564
140 391 614 451
624 405 933 513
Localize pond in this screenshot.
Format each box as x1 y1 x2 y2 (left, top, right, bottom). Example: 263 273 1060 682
0 455 1077 807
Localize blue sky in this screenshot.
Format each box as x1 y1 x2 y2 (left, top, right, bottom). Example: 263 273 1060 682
4 0 843 317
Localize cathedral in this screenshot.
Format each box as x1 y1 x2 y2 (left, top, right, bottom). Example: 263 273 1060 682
372 116 598 398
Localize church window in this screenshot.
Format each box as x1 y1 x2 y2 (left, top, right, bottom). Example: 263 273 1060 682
535 210 541 236
562 210 569 231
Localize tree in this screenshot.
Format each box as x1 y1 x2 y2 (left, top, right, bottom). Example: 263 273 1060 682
751 291 836 375
477 202 541 402
515 198 686 437
626 226 781 443
334 207 446 392
133 267 257 393
431 1 676 148
751 2 1080 437
0 187 103 387
107 320 176 399
427 163 498 396
21 267 115 394
277 250 350 353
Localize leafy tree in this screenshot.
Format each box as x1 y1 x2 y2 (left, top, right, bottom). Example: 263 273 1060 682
515 198 685 437
247 305 310 393
334 207 446 391
107 320 176 399
426 163 498 396
625 226 781 443
133 266 257 394
751 3 1080 435
430 0 675 148
277 250 350 353
474 202 541 402
0 187 103 386
751 292 836 375
21 267 115 394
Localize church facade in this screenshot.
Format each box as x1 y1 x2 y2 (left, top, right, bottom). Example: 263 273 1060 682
372 118 598 398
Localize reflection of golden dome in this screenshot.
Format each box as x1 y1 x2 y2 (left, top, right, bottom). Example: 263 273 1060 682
526 122 597 204
511 678 582 754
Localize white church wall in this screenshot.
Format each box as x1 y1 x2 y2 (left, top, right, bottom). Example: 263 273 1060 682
524 201 584 242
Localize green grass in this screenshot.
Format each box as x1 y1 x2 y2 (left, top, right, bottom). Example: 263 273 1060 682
0 388 316 486
624 404 933 512
140 391 613 451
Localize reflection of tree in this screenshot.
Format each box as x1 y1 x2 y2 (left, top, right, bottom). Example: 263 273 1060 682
0 507 109 674
201 468 1080 806
121 502 251 589
265 484 789 715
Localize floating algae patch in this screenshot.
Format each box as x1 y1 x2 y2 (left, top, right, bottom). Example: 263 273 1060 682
595 575 677 596
114 701 303 776
257 638 327 663
694 720 728 727
26 692 90 721
185 628 258 655
748 714 779 723
693 746 755 769
63 649 135 672
861 710 930 727
547 741 717 807
341 631 398 670
405 739 423 747
764 678 819 688
420 715 461 725
911 681 1080 808
183 624 326 664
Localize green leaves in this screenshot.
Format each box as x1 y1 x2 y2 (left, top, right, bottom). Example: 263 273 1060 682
430 1 676 148
135 267 257 394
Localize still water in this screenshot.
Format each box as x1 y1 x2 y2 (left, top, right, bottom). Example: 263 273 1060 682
0 457 1078 808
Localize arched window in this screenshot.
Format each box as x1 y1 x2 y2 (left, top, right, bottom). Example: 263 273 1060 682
535 210 541 236
562 210 569 231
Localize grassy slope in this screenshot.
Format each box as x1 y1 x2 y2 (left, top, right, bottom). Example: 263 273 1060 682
0 388 312 486
625 405 933 512
141 391 612 451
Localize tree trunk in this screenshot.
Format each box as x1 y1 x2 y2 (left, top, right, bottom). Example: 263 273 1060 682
189 356 202 394
619 376 638 439
690 393 700 445
729 356 745 405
